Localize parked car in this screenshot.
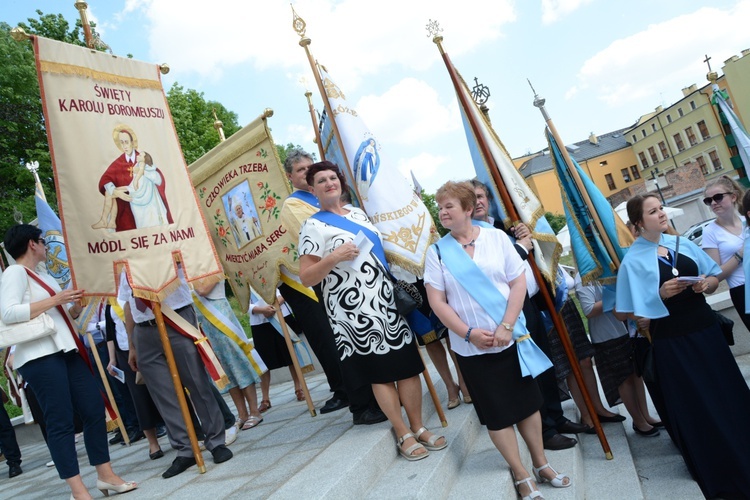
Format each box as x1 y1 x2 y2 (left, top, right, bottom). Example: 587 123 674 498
682 218 716 246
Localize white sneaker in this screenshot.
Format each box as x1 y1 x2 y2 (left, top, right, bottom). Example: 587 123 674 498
225 424 238 446
46 460 55 467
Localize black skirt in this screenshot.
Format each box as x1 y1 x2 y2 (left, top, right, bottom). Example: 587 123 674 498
455 344 543 431
251 322 293 370
592 335 634 407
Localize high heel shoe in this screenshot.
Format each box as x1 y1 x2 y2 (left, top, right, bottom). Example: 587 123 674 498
532 463 571 488
96 479 138 496
512 471 544 500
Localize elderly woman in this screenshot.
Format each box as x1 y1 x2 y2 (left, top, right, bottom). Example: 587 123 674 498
0 225 136 499
616 194 750 499
298 161 444 461
424 181 569 500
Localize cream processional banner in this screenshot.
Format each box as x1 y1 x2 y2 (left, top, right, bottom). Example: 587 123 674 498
189 112 294 309
33 36 222 299
316 65 439 275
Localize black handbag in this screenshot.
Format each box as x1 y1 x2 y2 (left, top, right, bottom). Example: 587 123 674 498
392 279 423 316
714 311 735 346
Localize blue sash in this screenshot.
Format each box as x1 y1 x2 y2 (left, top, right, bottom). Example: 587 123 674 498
288 189 320 208
311 210 433 337
435 233 552 378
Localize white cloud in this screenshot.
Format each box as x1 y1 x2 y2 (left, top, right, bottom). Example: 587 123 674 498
117 0 516 87
541 0 594 25
570 1 750 107
356 78 459 146
397 153 448 184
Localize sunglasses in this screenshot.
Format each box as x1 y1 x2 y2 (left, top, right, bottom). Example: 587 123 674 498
36 238 47 247
702 192 733 206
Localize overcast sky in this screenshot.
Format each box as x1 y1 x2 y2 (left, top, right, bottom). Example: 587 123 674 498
5 0 750 193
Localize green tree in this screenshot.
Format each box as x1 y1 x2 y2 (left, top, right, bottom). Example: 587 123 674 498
421 192 447 236
166 83 240 165
544 211 567 234
275 142 317 167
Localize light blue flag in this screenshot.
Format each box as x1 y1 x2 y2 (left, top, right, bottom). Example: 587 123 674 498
318 110 361 208
35 194 71 289
546 128 631 286
712 84 750 179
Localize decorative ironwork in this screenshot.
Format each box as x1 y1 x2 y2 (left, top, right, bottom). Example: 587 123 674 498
426 19 442 38
291 4 307 37
704 54 718 83
471 77 490 105
25 160 40 175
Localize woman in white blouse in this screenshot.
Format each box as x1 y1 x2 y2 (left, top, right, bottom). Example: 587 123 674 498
424 182 569 500
0 224 135 499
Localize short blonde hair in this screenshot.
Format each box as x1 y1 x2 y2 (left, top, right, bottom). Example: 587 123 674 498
435 181 476 212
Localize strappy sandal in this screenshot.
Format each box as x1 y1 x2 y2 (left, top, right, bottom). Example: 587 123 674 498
447 398 460 410
512 472 544 500
532 463 571 488
412 426 447 451
259 400 272 413
241 415 263 430
396 432 429 461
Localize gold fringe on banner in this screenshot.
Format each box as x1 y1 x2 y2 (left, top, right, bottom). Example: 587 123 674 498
39 60 162 90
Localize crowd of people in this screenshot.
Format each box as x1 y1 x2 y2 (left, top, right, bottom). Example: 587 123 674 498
1 152 749 499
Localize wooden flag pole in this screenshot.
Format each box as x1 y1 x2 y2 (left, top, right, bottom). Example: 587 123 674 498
415 346 447 427
152 302 206 473
434 35 612 459
273 301 316 417
84 330 129 444
305 91 326 161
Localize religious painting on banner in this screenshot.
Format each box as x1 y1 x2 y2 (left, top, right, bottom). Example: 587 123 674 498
189 111 294 308
315 64 439 274
32 36 222 299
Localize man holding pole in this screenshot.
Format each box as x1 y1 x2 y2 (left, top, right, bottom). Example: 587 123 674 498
279 149 386 425
470 180 588 450
121 271 232 478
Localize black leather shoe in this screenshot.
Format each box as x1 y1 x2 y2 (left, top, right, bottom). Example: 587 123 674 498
211 445 233 464
557 420 591 434
632 423 660 437
320 397 349 414
543 433 577 450
122 429 145 445
582 423 596 435
597 413 626 423
162 456 196 478
108 430 124 445
8 464 22 478
149 449 164 460
352 408 388 425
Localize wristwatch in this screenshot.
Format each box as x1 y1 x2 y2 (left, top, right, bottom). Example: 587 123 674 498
501 322 513 332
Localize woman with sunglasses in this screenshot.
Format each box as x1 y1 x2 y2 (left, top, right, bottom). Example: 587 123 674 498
0 225 136 499
616 194 750 499
700 175 750 330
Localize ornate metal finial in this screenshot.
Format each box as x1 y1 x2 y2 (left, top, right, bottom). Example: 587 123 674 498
212 108 225 142
92 33 112 54
10 27 30 42
25 160 40 175
426 19 442 38
159 63 170 74
13 207 23 224
291 4 307 38
471 77 490 106
704 54 718 83
528 79 545 108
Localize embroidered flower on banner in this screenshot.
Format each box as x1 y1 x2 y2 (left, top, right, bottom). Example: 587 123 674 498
257 182 281 222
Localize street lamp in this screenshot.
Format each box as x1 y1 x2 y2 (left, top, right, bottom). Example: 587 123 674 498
650 167 676 229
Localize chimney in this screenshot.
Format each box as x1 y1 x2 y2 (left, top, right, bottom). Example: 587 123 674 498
741 48 750 57
655 105 663 113
681 86 693 97
589 132 598 145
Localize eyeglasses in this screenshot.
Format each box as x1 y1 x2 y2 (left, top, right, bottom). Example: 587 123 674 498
36 238 47 247
702 192 733 206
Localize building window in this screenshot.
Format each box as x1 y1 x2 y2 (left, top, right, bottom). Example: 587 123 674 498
638 151 649 169
658 141 669 159
690 100 696 110
651 123 657 132
632 134 637 143
599 160 608 167
621 168 631 182
696 156 708 175
648 146 659 163
697 120 710 140
605 173 616 190
667 114 672 123
641 129 647 138
673 133 685 152
685 126 697 147
709 150 722 170
678 108 684 117
630 165 641 180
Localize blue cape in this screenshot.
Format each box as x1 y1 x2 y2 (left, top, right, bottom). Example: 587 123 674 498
616 233 720 319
